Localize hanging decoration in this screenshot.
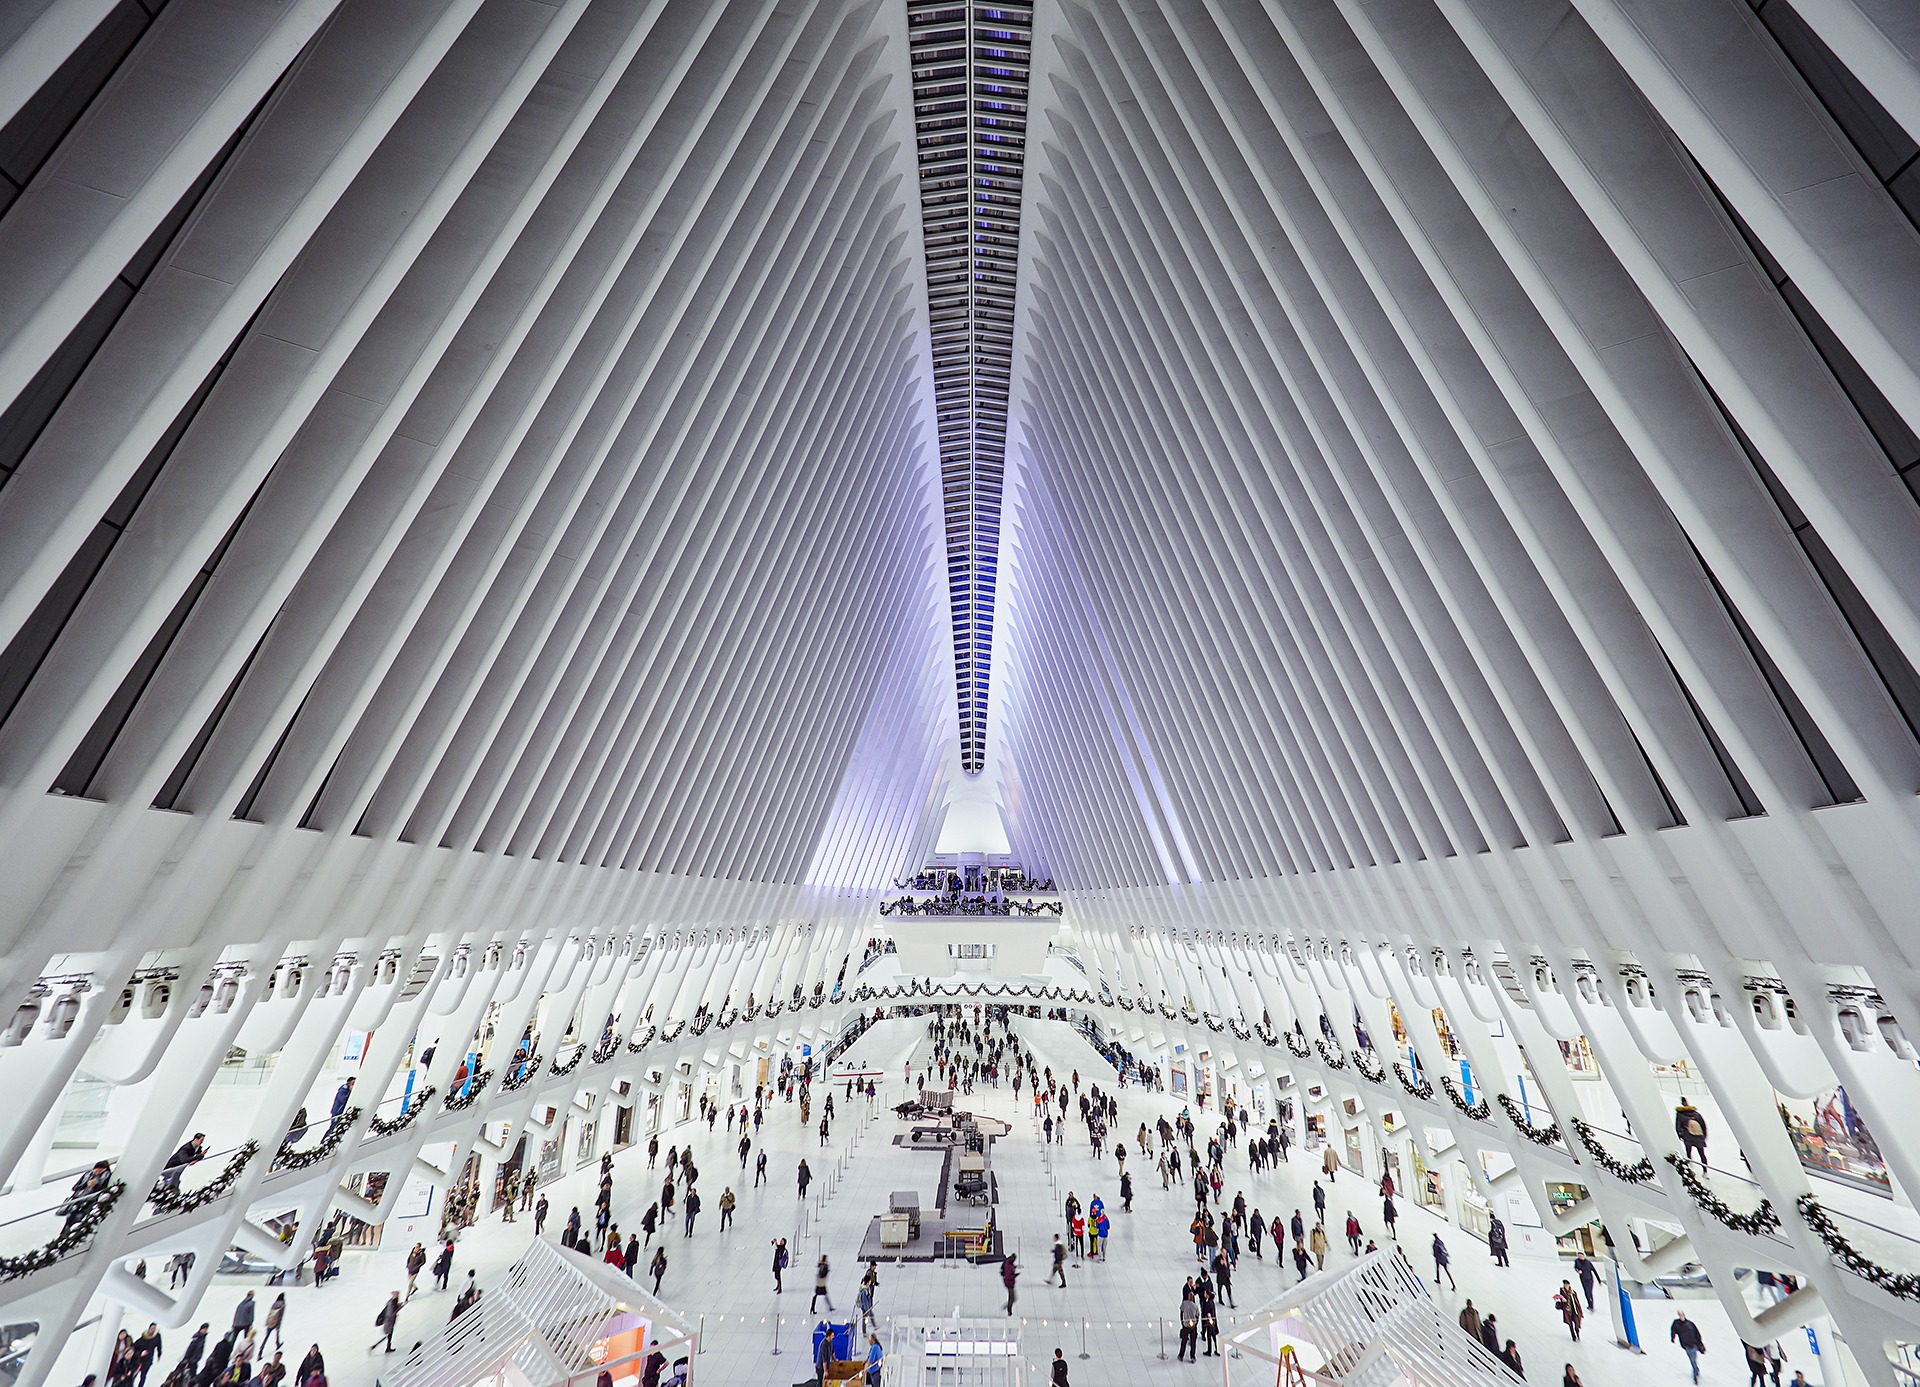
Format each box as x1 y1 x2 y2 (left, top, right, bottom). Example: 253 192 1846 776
369 1088 437 1136
1440 1075 1490 1120
443 1073 495 1114
501 1055 543 1092
147 1144 260 1216
1495 1094 1561 1146
1568 1118 1654 1183
1796 1194 1920 1301
276 1110 361 1170
0 1180 126 1282
1665 1154 1779 1234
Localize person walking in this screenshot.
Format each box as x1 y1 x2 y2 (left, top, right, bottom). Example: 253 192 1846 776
1459 1300 1482 1341
232 1294 256 1340
1346 1211 1363 1256
535 1192 549 1235
1001 1253 1018 1315
262 1293 285 1352
1432 1233 1456 1289
433 1240 455 1291
1573 1253 1597 1311
183 1321 210 1375
370 1291 400 1354
1382 1194 1398 1239
406 1243 427 1300
1309 1222 1329 1270
797 1160 812 1199
130 1325 162 1387
649 1246 667 1296
1671 1310 1706 1384
683 1186 700 1237
1488 1214 1510 1266
1675 1101 1709 1166
1322 1145 1340 1181
719 1186 735 1231
1051 1236 1067 1287
1050 1347 1070 1385
1559 1281 1584 1341
811 1255 834 1312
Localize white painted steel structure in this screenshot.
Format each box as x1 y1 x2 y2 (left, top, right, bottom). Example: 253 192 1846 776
3 1 1920 1386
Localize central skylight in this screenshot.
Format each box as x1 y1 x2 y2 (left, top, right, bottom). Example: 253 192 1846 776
907 0 1032 774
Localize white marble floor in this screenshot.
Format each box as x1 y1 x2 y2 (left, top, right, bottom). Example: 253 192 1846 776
46 1015 1806 1387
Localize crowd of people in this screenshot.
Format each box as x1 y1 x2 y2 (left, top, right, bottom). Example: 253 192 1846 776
88 1002 1799 1387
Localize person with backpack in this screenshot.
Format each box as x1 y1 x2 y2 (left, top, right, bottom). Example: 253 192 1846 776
771 1238 789 1293
1675 1101 1709 1166
649 1246 667 1296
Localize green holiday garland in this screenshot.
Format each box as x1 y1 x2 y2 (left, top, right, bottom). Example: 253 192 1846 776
1795 1194 1920 1301
369 1087 437 1136
1440 1075 1491 1121
0 1180 126 1281
1664 1154 1779 1235
276 1109 361 1170
148 1143 260 1215
1495 1094 1561 1146
1568 1118 1653 1183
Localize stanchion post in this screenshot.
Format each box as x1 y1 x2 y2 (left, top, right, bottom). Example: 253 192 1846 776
771 1313 782 1356
1078 1317 1089 1360
1158 1316 1166 1359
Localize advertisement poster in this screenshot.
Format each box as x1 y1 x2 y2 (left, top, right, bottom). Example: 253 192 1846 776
1777 1086 1890 1197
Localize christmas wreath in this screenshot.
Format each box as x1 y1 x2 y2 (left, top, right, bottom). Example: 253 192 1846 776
1392 1062 1432 1099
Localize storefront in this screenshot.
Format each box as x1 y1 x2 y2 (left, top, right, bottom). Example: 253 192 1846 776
1777 1086 1890 1197
1545 1182 1603 1256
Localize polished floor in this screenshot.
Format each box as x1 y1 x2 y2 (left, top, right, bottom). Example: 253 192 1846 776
51 1017 1796 1386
